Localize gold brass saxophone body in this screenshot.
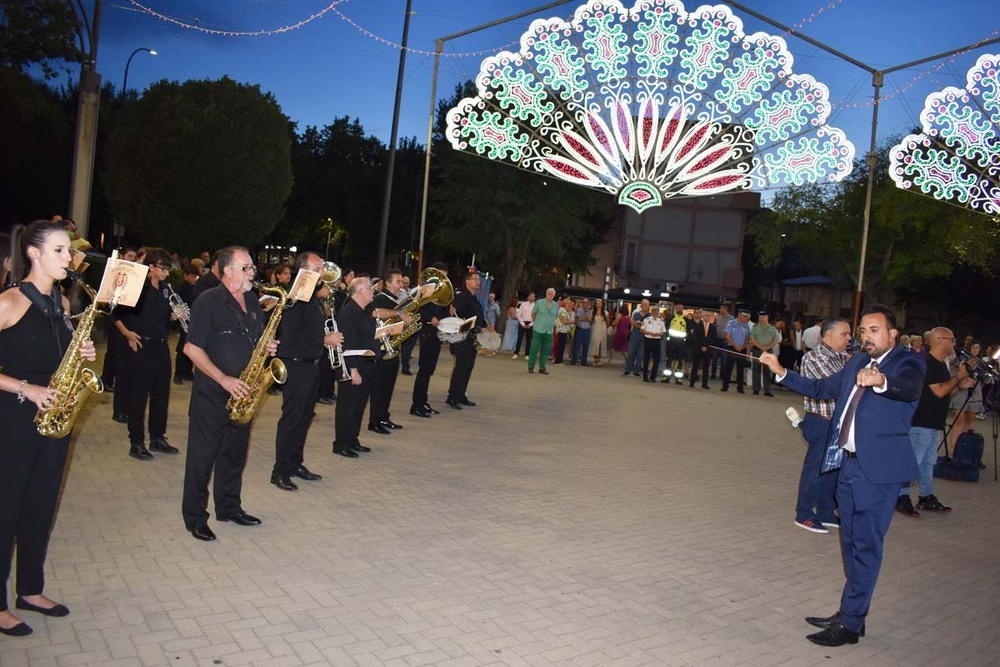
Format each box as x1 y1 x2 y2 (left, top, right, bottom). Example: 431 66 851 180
383 267 454 350
227 282 288 424
35 271 105 438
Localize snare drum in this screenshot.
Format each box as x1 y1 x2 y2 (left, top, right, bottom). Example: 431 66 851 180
437 317 468 344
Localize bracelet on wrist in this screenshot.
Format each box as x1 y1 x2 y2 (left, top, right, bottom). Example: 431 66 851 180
17 379 27 404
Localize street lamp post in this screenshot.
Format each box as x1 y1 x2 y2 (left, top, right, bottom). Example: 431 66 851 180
122 47 157 99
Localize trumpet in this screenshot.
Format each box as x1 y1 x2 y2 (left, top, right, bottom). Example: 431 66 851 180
324 316 351 382
164 282 190 333
319 261 350 381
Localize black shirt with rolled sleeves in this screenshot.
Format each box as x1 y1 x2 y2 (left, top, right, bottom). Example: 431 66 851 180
420 302 449 326
335 297 377 371
451 288 486 330
276 296 325 361
185 285 264 395
115 281 172 341
911 354 952 430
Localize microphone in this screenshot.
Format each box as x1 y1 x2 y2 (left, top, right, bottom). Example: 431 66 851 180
786 407 802 428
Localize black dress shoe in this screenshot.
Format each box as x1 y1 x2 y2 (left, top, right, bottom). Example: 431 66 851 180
381 419 402 430
352 444 372 453
113 412 128 423
15 597 70 617
149 437 179 454
806 622 860 646
367 423 391 435
333 447 359 458
423 404 440 415
173 376 184 385
270 472 298 491
401 369 413 376
190 524 217 541
316 396 334 405
218 511 261 526
0 621 32 636
292 466 322 481
458 398 476 406
129 445 153 461
805 612 865 636
410 405 432 418
445 399 463 410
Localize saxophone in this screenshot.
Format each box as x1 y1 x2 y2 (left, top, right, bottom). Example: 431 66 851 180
226 282 288 424
35 271 105 438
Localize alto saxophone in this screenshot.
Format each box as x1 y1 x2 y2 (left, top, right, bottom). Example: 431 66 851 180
35 271 105 438
227 282 288 424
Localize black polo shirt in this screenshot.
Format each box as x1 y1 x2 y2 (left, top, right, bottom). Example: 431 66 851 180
452 288 485 330
276 297 325 360
186 285 264 381
116 280 172 341
335 297 378 370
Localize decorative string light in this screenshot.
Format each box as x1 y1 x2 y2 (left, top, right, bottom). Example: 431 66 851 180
124 0 348 37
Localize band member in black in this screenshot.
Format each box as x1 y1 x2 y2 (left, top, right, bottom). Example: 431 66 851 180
113 247 177 460
270 252 344 491
173 263 199 384
411 263 449 417
182 246 276 542
333 277 378 458
366 269 412 434
191 251 220 304
446 269 485 410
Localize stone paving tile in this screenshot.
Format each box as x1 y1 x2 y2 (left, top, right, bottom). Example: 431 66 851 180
2 343 999 666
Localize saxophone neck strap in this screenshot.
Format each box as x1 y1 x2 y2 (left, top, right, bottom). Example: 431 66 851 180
19 281 64 319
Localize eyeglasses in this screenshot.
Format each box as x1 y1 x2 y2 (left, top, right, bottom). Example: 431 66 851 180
152 263 170 270
240 265 257 273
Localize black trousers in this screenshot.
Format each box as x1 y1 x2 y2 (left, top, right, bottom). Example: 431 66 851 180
722 354 747 389
174 330 193 379
317 353 336 399
0 396 69 611
101 323 119 383
126 339 171 445
642 338 661 378
448 337 477 401
274 360 320 475
664 337 686 369
514 325 532 356
554 332 570 363
400 333 418 372
335 360 374 451
182 384 252 529
369 355 400 425
112 330 131 416
689 348 711 386
412 330 441 408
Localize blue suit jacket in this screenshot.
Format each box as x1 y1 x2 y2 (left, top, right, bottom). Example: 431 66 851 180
780 345 925 484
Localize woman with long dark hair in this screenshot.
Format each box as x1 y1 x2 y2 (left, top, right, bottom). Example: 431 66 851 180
0 220 97 637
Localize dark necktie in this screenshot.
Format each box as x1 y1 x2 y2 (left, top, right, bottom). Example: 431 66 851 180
836 359 879 448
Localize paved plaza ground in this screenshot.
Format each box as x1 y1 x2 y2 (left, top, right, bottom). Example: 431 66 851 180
3 343 999 666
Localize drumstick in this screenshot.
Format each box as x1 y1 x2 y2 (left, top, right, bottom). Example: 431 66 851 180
708 344 757 361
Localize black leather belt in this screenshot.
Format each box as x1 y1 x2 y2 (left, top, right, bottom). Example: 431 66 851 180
283 357 320 365
141 336 167 343
843 450 858 459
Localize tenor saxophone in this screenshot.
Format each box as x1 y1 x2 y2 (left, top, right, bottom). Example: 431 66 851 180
35 271 105 438
226 282 288 424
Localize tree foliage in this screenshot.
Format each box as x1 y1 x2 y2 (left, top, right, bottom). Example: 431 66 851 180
103 77 293 254
747 139 1000 305
0 0 85 79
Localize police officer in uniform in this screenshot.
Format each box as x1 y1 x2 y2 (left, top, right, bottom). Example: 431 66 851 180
410 263 449 418
333 277 378 458
270 252 344 491
113 247 178 460
445 268 485 410
662 303 687 384
182 246 276 542
366 270 412 434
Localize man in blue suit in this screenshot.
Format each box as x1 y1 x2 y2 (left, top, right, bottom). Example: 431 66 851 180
759 305 925 647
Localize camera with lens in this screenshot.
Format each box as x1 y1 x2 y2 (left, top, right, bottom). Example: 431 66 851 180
955 346 1000 384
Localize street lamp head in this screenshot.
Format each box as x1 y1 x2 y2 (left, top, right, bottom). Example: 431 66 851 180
149 50 158 56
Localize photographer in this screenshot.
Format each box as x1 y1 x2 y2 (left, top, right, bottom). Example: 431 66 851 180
948 340 987 453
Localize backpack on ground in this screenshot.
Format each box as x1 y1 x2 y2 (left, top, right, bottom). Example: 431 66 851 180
934 431 986 482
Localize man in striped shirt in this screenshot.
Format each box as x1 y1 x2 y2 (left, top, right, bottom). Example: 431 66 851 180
794 317 853 534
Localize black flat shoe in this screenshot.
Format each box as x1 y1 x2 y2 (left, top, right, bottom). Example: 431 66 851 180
423 404 440 415
190 524 217 541
401 369 413 376
381 419 402 429
445 399 463 410
333 448 359 458
0 621 32 636
15 597 70 617
367 423 391 435
292 466 322 481
149 437 179 454
270 472 298 491
173 376 184 385
113 412 128 423
218 511 261 526
129 445 153 461
458 398 476 406
806 622 860 647
316 396 334 405
410 406 432 418
352 444 372 453
805 612 865 637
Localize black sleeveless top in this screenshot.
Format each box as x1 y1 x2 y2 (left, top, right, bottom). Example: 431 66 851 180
0 296 73 387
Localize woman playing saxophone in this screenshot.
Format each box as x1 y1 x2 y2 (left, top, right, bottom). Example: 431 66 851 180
0 220 98 636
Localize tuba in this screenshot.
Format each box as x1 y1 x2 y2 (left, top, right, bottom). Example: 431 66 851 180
35 271 105 438
227 282 288 424
383 267 454 350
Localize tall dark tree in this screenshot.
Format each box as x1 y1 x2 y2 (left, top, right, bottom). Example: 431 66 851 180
103 77 293 254
0 0 85 79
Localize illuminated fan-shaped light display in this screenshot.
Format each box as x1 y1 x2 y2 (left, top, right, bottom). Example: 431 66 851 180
889 53 1000 217
445 0 855 213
